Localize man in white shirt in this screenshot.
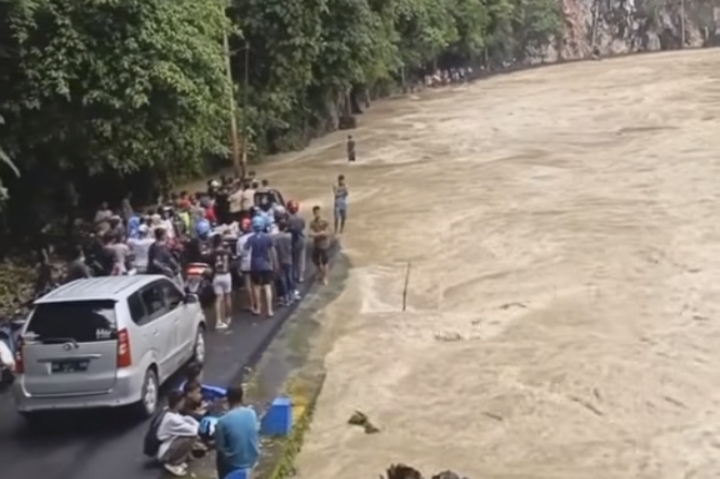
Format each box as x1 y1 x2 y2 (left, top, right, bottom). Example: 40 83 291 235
157 390 201 476
127 225 154 273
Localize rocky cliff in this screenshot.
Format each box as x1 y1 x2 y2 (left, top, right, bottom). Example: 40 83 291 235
554 0 717 60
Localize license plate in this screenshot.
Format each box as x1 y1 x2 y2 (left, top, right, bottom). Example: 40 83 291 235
51 360 89 373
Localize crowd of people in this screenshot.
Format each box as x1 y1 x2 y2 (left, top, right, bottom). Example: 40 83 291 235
63 171 349 329
150 362 259 477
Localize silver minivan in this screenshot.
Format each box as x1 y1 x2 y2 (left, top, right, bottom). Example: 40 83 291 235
12 275 206 421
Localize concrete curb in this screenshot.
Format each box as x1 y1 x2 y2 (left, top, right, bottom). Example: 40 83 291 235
227 241 340 388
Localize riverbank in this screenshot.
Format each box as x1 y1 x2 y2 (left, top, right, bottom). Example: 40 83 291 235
190 252 352 479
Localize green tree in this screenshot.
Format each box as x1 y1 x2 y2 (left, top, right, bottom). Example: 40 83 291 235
0 0 233 182
511 0 563 58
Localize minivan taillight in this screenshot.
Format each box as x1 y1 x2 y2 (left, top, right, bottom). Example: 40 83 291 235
117 329 132 368
14 337 24 374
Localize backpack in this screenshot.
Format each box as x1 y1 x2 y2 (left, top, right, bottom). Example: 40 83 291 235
142 409 168 457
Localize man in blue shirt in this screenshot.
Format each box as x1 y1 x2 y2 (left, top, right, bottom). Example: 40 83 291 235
215 386 260 479
245 215 277 317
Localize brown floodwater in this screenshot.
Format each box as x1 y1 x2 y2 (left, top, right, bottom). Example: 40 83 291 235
254 49 720 478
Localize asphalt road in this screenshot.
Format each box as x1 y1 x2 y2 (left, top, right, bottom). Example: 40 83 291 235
0 251 327 479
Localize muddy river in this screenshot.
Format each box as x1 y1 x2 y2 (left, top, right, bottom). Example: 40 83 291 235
256 49 720 478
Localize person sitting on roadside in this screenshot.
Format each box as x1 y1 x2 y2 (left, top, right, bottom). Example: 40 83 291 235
245 215 276 317
185 361 204 385
215 386 260 479
64 245 91 283
210 233 233 330
181 381 208 421
309 205 331 285
156 390 202 477
128 224 154 273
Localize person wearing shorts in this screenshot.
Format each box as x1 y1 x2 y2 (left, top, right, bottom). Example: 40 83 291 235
332 174 348 234
236 218 256 312
245 215 276 317
210 234 233 330
309 205 331 285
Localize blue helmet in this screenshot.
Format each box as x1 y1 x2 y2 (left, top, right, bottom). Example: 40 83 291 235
194 218 211 238
251 215 265 232
127 215 141 239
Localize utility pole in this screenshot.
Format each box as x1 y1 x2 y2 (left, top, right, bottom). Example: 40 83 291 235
681 0 686 48
223 30 241 178
240 41 249 178
591 0 600 51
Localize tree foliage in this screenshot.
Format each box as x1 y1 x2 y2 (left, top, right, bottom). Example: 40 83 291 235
0 0 563 241
0 0 232 192
231 0 563 151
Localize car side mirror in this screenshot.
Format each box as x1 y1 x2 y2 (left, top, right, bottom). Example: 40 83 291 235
184 293 199 304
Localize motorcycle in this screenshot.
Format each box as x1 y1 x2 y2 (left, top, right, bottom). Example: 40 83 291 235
184 263 215 308
0 316 27 392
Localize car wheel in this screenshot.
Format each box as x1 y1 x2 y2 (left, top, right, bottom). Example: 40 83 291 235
135 368 159 419
192 326 206 364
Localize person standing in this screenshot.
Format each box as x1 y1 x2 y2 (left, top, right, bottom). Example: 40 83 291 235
121 192 134 224
239 182 253 221
228 180 244 224
286 200 306 284
309 205 331 285
64 246 91 283
128 224 154 273
148 227 181 283
236 218 257 312
94 201 113 231
332 174 349 234
271 218 296 306
109 233 130 275
215 386 260 479
346 135 356 162
210 234 233 330
245 215 276 317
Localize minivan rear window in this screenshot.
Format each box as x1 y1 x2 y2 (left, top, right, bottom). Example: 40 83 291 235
25 300 118 343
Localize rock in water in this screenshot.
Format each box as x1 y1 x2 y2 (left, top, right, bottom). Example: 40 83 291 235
385 464 424 479
432 471 467 479
348 410 380 433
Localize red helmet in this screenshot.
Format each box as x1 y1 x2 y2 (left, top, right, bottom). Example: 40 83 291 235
286 200 299 214
241 217 251 231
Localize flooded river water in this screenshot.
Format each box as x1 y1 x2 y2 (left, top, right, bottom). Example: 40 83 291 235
258 49 720 478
